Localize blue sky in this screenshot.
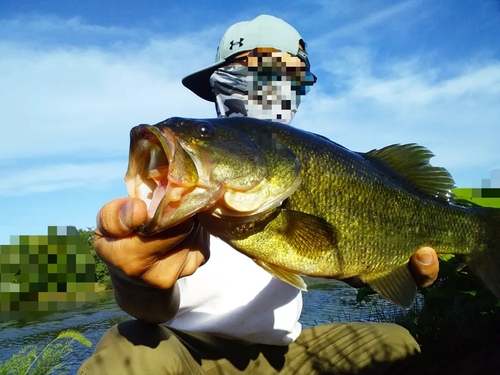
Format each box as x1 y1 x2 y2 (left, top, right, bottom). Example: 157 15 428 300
0 0 499 243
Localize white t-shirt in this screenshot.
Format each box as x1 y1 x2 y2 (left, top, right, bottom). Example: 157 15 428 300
165 236 303 345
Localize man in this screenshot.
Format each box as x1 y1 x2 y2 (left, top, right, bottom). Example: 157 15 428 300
79 15 439 374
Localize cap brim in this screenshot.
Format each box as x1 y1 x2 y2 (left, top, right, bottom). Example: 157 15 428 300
182 60 226 102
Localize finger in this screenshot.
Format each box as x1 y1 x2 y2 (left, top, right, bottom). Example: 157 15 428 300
409 247 439 288
177 223 211 275
97 197 149 237
141 223 210 288
96 219 195 276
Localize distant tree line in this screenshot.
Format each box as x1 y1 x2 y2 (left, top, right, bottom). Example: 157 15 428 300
78 228 112 290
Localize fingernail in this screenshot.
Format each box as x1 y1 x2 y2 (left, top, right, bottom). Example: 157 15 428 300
119 201 133 228
417 250 432 266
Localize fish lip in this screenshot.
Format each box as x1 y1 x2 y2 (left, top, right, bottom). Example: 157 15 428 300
126 125 190 233
126 124 177 190
129 124 177 165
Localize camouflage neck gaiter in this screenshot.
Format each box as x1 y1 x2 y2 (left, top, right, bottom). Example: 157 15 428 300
210 64 303 124
210 64 249 118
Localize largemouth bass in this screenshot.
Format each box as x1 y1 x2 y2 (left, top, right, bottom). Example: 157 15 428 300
126 117 500 307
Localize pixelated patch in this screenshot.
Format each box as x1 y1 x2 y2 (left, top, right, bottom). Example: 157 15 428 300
452 188 500 211
472 188 500 198
246 50 315 90
0 226 97 322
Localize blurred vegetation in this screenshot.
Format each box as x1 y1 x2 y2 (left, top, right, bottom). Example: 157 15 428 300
357 263 500 374
398 255 500 346
0 330 91 375
356 255 500 343
357 191 500 373
401 192 500 349
78 228 112 290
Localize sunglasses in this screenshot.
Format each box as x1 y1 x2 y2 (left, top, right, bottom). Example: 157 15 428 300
231 48 317 85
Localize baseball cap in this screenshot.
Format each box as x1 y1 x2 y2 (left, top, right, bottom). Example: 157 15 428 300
182 14 314 102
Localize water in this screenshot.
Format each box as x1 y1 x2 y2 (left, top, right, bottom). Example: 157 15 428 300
0 281 408 373
0 292 128 373
300 280 409 327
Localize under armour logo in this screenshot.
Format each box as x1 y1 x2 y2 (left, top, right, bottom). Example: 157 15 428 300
229 38 244 50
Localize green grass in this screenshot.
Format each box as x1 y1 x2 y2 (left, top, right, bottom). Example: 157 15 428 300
0 330 91 375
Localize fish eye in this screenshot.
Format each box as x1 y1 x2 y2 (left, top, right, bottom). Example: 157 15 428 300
194 122 215 138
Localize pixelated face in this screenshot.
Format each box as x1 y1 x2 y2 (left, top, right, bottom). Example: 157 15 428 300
234 48 316 123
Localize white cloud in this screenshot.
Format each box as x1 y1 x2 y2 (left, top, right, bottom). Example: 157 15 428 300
350 64 500 105
0 19 218 161
0 16 226 204
0 161 126 196
319 0 421 40
0 16 141 38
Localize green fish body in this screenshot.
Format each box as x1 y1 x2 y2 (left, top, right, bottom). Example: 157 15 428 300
126 117 500 307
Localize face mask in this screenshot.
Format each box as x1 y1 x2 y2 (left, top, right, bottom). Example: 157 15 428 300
210 64 249 118
210 61 314 125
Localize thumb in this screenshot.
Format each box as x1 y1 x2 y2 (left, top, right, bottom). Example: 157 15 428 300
97 197 148 237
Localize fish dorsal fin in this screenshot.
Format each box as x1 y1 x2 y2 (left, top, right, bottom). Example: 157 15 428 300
362 264 417 308
254 259 308 291
365 143 456 201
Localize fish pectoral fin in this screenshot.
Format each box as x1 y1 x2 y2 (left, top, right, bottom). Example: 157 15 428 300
362 264 417 308
277 210 338 253
254 259 307 291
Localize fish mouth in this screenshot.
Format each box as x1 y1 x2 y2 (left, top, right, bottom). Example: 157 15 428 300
125 125 208 235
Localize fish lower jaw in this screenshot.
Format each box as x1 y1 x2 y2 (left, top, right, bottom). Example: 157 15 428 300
146 184 189 219
126 179 189 219
139 183 226 234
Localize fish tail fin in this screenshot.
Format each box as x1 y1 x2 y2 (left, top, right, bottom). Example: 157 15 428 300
463 209 500 298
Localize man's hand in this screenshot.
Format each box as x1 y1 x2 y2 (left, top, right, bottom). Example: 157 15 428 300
95 197 209 322
343 247 440 289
